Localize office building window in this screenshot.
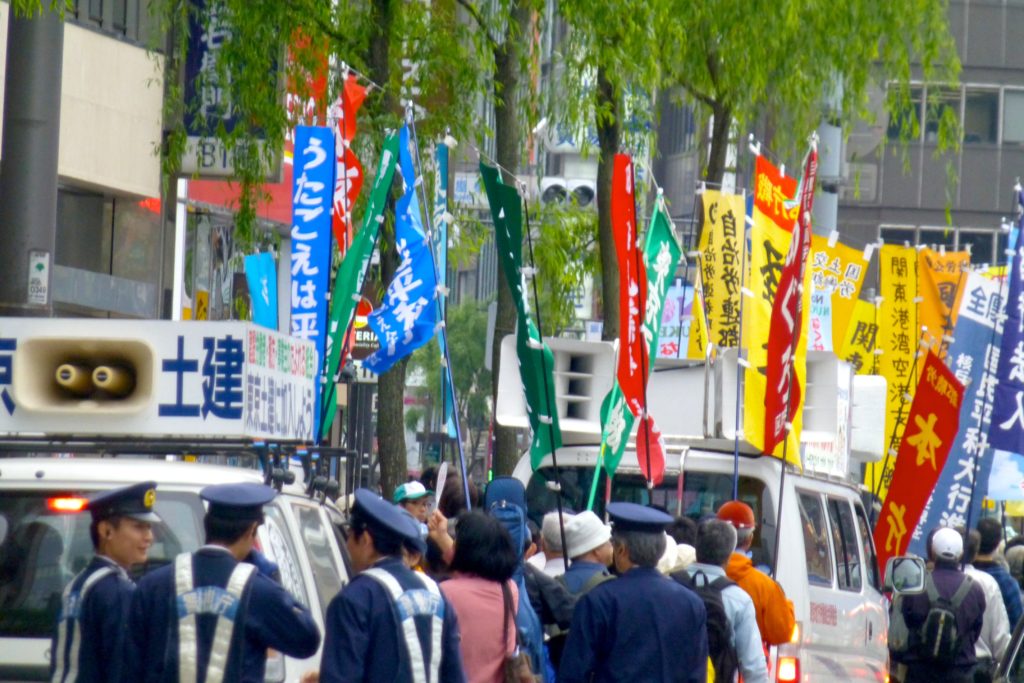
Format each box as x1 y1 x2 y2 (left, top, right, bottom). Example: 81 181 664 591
112 0 128 32
1005 91 1024 144
879 225 1000 265
924 88 960 143
887 86 923 141
963 89 998 144
958 231 997 266
89 0 103 23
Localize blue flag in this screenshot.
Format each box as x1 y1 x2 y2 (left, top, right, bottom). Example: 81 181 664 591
433 142 457 437
245 253 278 330
989 191 1024 453
290 126 335 439
910 272 1004 556
363 125 439 374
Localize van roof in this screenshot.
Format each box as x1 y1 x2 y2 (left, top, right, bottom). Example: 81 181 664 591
0 457 268 489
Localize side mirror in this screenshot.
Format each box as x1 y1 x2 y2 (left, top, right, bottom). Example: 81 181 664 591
883 556 926 595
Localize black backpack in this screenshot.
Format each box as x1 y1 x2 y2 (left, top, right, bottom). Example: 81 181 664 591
672 569 740 683
918 573 973 665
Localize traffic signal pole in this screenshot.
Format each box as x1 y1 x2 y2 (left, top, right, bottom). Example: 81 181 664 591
0 8 64 317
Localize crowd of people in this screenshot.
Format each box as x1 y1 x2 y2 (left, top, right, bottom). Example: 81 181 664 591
889 518 1024 683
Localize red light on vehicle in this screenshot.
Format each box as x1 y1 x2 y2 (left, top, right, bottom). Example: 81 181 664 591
777 656 799 682
47 497 88 513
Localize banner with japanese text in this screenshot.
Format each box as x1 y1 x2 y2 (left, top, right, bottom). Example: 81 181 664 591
434 142 457 437
742 156 802 464
696 190 744 350
870 245 919 500
290 126 334 439
808 234 868 345
909 272 1004 556
989 228 1024 453
480 162 562 467
656 277 693 359
319 132 400 440
874 351 963 570
763 145 817 455
685 269 710 360
839 299 879 375
808 291 833 351
918 248 969 359
331 73 367 249
363 125 439 374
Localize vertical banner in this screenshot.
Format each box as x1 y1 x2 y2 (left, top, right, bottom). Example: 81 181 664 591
874 352 964 570
871 245 919 499
656 277 691 359
363 125 439 374
808 291 833 351
290 126 335 439
838 299 879 375
808 234 868 344
989 228 1024 452
685 270 710 360
918 249 970 358
244 253 278 330
743 156 801 464
319 132 401 441
763 144 817 456
331 74 367 250
909 272 1004 556
697 190 745 349
434 142 456 437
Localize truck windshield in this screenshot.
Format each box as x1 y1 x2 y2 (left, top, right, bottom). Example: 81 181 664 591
526 467 775 567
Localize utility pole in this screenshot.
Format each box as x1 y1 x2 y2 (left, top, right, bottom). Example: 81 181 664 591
0 8 64 317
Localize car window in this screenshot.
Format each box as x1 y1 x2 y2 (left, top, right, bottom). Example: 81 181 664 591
327 507 354 580
291 503 344 615
260 503 309 609
827 497 862 592
0 490 200 639
798 490 833 587
854 501 881 590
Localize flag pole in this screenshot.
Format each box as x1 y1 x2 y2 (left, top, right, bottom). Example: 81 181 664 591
521 194 571 571
407 107 472 509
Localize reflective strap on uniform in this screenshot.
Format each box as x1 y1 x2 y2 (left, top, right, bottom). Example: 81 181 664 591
203 563 256 683
363 568 444 683
51 566 116 683
175 554 198 683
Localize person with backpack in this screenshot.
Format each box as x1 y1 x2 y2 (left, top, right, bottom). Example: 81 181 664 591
559 502 708 683
561 511 613 595
673 519 768 683
974 517 1023 629
961 529 1011 682
889 527 986 683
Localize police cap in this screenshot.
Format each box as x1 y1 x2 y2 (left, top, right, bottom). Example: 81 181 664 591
352 488 420 547
201 483 276 522
607 502 673 533
89 481 161 523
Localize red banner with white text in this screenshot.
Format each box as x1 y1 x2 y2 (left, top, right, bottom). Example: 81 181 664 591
613 154 648 416
331 74 367 250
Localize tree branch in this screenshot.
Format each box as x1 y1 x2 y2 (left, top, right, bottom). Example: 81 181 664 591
454 0 499 50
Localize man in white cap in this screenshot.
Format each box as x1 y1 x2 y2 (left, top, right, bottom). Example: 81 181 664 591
889 526 986 683
562 511 613 594
537 510 572 577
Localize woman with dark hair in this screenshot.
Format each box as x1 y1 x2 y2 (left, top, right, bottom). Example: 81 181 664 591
439 510 519 683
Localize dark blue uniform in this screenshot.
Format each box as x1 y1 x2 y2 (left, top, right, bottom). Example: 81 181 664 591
559 567 708 683
319 556 466 683
125 546 320 683
50 556 134 683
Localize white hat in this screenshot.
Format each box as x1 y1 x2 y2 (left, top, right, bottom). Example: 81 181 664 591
542 511 572 552
932 527 964 561
657 533 680 574
565 511 611 558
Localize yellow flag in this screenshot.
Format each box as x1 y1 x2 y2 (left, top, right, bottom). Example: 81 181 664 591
838 299 879 375
869 245 920 499
808 235 869 346
686 263 711 360
917 249 969 359
697 191 745 349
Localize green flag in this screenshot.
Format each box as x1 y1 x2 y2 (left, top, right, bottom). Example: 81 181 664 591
598 202 681 477
319 132 400 441
479 162 562 469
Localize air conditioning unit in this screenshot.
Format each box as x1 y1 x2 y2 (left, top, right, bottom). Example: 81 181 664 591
540 177 567 204
566 178 597 207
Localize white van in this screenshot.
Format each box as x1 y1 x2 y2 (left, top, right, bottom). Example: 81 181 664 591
0 457 351 683
514 446 888 682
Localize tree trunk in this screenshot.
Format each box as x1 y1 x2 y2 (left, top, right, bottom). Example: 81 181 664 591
595 65 621 342
490 0 530 477
367 0 407 501
704 101 732 186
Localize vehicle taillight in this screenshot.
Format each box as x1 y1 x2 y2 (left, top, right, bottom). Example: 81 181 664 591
47 497 88 513
777 656 799 682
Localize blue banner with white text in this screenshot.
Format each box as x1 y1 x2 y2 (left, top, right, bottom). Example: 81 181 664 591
290 126 334 439
245 253 278 331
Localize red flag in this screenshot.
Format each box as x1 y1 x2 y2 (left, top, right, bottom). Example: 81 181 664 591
331 74 367 250
612 154 648 416
636 415 666 486
873 352 964 570
762 143 817 454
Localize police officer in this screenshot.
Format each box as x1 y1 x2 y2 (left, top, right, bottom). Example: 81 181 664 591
318 488 466 682
51 481 160 683
124 482 320 683
559 502 708 683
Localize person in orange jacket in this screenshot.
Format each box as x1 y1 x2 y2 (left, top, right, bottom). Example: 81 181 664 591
717 500 796 646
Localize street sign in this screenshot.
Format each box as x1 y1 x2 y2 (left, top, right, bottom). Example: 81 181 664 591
27 250 50 306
